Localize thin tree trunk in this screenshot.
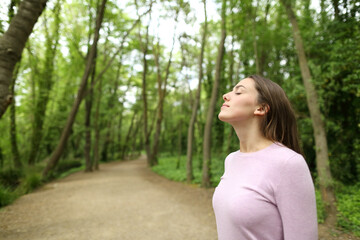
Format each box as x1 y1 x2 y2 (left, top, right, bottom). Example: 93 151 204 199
252 0 260 75
131 116 142 158
176 119 182 169
0 0 48 118
186 0 207 183
135 1 153 165
151 15 178 166
84 58 96 172
9 61 22 168
121 111 137 160
43 0 107 177
259 0 270 75
93 76 103 170
280 0 337 226
101 119 112 162
202 0 227 188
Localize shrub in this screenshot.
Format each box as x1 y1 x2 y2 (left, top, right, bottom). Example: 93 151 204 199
336 184 360 236
0 185 16 207
0 168 23 190
315 190 325 223
21 173 43 193
54 160 82 175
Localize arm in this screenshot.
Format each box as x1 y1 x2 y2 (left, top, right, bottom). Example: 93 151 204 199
275 154 318 240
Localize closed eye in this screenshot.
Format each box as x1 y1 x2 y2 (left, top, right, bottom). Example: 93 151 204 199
235 93 241 95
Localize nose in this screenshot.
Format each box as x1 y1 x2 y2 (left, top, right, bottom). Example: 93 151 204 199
223 92 230 101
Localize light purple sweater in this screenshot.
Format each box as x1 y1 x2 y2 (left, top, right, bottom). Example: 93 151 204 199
212 142 318 240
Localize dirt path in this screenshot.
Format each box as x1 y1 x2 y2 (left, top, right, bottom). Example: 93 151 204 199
0 156 217 240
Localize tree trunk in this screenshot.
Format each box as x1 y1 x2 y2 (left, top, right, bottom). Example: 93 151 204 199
186 0 207 183
93 76 103 170
0 0 48 118
137 9 152 165
9 61 22 168
84 58 96 172
151 19 177 166
202 0 227 188
280 0 337 226
176 119 183 169
43 0 107 177
131 116 142 158
252 0 260 75
121 111 137 160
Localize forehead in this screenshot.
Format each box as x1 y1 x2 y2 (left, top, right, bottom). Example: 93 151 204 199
233 78 255 90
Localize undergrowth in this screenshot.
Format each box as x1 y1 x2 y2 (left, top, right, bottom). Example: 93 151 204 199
0 159 84 208
153 154 360 235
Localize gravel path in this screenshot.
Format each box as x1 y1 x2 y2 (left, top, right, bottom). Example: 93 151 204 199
0 156 217 240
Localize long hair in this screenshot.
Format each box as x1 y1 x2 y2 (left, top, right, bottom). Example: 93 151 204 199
248 75 303 155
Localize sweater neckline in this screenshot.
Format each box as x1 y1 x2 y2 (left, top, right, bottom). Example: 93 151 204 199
235 142 279 156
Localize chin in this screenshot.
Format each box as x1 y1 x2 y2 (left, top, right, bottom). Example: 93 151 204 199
218 112 228 122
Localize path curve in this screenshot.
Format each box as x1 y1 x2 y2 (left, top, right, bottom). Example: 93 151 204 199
0 156 217 240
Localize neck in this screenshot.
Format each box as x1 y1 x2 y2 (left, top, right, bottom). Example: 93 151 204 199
231 119 273 153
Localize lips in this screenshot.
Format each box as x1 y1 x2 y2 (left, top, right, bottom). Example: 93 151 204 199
221 104 229 108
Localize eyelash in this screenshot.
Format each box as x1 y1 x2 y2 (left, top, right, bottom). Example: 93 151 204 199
235 93 241 95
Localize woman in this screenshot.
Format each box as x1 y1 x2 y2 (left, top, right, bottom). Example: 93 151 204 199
212 75 318 240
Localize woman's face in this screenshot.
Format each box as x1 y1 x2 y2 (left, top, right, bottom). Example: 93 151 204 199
218 78 262 124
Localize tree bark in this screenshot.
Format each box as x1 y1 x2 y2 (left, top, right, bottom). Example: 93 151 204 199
202 0 227 188
0 0 48 118
43 0 107 177
252 0 260 75
9 61 22 168
280 0 337 226
121 111 137 160
186 0 207 183
84 58 96 172
93 76 103 170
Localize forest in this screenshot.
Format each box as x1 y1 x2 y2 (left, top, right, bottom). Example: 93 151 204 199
0 0 359 237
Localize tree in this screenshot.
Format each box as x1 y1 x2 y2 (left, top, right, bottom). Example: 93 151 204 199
186 0 207 183
280 0 337 225
0 0 48 118
202 0 226 188
150 9 178 166
135 0 153 166
43 0 107 177
28 1 61 165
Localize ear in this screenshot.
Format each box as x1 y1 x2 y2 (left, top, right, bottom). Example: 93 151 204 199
254 104 269 116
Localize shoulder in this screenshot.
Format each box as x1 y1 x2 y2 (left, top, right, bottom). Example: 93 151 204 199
269 143 310 175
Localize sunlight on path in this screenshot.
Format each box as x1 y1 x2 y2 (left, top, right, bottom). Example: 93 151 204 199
0 157 217 240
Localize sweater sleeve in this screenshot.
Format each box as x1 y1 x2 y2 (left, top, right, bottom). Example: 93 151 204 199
275 154 318 240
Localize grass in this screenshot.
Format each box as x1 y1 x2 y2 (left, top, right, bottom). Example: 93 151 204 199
153 153 360 235
152 153 226 186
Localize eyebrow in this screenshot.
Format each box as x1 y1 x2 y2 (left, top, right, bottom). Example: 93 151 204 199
233 85 246 91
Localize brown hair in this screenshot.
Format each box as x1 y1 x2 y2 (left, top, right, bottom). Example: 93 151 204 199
248 75 303 155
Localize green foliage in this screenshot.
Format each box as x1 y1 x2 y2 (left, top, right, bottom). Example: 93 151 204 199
0 188 14 206
54 160 82 176
336 184 360 236
21 172 43 194
315 190 325 223
0 185 16 208
153 153 225 186
0 168 23 190
57 165 85 179
152 155 187 182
